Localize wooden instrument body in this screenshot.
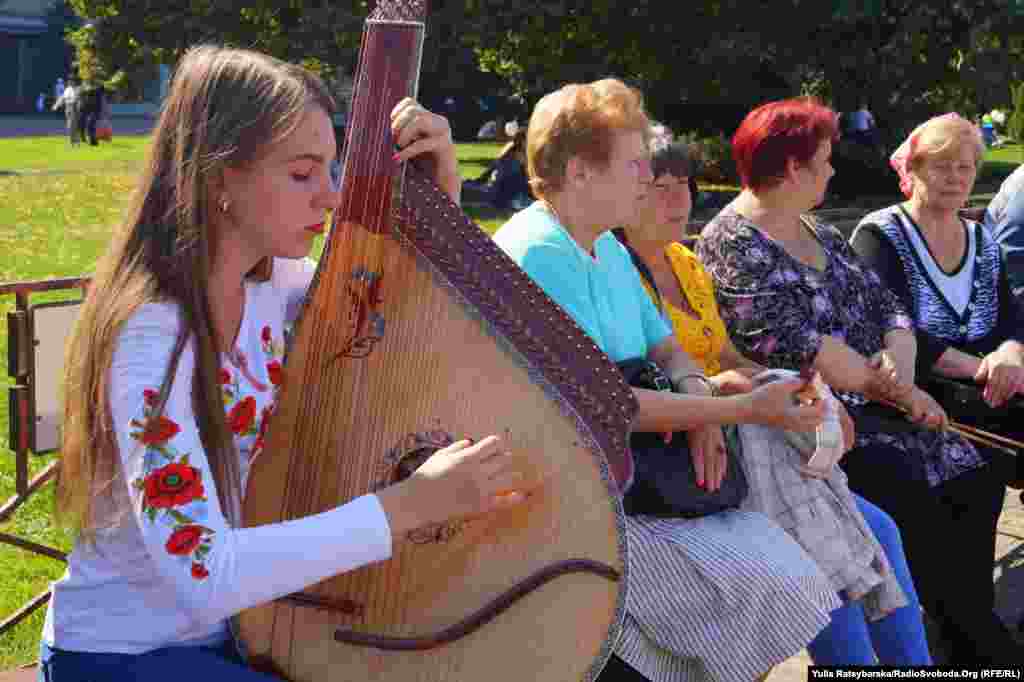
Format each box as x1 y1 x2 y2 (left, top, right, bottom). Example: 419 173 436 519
238 4 635 681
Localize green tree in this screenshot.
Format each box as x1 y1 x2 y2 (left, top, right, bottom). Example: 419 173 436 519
1008 82 1024 143
66 0 1023 141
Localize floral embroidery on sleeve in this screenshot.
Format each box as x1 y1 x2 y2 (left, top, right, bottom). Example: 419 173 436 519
130 389 215 581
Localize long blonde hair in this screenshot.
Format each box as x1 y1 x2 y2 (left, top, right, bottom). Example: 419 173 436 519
58 46 334 536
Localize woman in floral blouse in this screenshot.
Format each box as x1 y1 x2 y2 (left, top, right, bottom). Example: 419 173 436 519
698 97 1021 664
41 46 538 681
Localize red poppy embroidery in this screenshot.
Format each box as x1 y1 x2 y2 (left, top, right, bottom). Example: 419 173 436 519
131 389 215 581
251 404 275 458
144 462 205 508
166 525 204 555
261 326 272 344
258 405 273 437
266 360 283 387
218 368 232 384
133 415 181 446
228 396 257 434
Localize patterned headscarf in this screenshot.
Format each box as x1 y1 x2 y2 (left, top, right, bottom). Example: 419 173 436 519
889 112 975 198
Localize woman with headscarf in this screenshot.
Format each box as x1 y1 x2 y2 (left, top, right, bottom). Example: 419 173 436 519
849 113 1024 660
852 114 1024 482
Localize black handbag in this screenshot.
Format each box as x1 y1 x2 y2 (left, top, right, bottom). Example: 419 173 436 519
617 358 748 518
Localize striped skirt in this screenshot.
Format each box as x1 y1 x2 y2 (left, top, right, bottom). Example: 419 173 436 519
615 511 840 682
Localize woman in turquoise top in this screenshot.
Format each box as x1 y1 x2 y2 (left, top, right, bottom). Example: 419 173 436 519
494 78 838 682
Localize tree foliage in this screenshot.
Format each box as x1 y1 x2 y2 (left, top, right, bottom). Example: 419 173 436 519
1009 82 1024 143
66 0 1024 139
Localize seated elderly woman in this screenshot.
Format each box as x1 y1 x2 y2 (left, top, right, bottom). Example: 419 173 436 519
494 79 840 682
699 97 1023 664
849 113 1024 655
616 134 930 666
852 116 1024 473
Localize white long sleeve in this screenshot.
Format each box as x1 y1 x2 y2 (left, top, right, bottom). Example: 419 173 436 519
45 258 392 653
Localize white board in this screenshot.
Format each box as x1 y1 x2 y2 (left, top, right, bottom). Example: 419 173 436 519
32 300 81 453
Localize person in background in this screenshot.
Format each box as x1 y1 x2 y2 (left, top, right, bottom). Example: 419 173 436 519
849 102 878 148
981 113 996 148
52 77 64 112
52 79 81 146
78 83 106 146
463 127 532 210
700 97 1023 665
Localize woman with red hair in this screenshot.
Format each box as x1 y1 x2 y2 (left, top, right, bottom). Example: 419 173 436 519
699 97 1020 663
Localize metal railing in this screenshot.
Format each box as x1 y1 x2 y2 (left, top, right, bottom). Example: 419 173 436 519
1 276 88 635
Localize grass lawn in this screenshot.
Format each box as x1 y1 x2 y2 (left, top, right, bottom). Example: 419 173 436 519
978 143 1024 193
0 133 1021 670
0 134 513 669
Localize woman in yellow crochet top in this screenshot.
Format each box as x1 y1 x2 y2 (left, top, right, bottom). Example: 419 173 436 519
612 148 758 394
615 134 935 668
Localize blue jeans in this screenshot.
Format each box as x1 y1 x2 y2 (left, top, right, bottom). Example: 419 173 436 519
806 495 932 665
38 638 281 681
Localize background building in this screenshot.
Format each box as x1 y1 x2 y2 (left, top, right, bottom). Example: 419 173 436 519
0 0 78 113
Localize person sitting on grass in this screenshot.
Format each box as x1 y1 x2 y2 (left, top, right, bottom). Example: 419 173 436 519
463 127 532 210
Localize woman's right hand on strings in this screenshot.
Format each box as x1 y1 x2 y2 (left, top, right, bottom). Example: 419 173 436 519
375 436 538 543
742 377 826 432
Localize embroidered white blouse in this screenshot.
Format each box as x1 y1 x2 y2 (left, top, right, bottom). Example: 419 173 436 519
43 257 393 654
